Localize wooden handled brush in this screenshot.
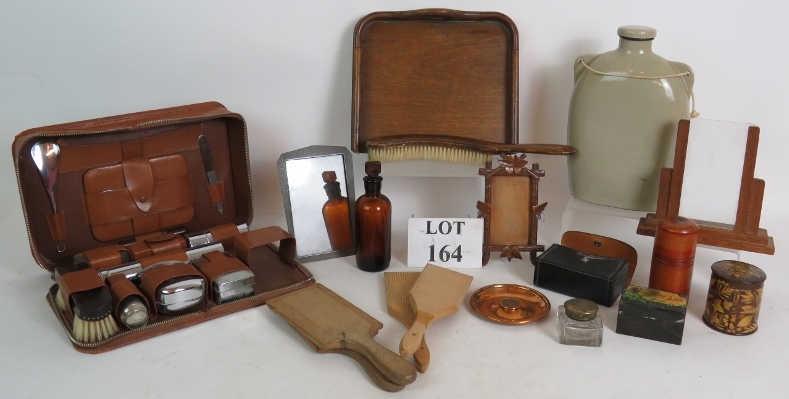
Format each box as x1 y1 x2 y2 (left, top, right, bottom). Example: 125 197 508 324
385 272 430 373
366 135 577 166
399 264 473 358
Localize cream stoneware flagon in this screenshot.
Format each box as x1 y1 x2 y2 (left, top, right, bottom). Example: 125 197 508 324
568 25 694 211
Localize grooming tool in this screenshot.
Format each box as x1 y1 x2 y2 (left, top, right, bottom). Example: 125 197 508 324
366 135 576 166
211 269 255 304
267 284 417 387
98 242 223 282
118 296 149 329
399 264 473 357
154 276 205 314
185 223 248 247
286 319 404 392
54 263 120 343
198 134 223 215
57 243 220 326
30 141 65 251
384 272 430 373
191 250 256 304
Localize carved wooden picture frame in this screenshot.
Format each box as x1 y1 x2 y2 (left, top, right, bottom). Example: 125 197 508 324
477 154 547 265
636 119 774 254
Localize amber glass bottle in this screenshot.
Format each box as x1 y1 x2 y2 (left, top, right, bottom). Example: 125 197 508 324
355 162 391 272
321 171 353 251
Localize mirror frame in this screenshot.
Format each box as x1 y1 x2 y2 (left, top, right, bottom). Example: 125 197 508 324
277 145 356 262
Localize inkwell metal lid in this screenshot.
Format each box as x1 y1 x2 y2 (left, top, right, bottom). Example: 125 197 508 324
563 298 598 321
470 284 551 325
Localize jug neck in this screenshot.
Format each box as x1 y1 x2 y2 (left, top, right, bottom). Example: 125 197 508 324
617 37 653 55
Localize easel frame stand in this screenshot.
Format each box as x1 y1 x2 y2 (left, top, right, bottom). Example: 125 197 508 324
636 119 774 255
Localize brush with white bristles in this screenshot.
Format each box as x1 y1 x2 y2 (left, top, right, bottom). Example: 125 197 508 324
365 135 577 166
54 264 119 343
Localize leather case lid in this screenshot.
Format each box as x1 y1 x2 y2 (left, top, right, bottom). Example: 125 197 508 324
12 102 253 272
351 8 519 153
533 244 629 307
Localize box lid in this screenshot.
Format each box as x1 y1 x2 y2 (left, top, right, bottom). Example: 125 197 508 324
538 244 628 280
13 102 253 272
352 9 519 153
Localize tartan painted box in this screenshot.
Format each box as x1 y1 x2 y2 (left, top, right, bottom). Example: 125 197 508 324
616 285 688 345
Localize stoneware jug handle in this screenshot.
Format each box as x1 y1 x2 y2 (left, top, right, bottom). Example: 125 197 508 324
574 54 599 82
669 61 694 90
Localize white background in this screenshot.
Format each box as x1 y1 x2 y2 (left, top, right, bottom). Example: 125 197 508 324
1 1 787 397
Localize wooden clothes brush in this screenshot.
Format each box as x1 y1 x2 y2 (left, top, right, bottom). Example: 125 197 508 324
366 135 577 166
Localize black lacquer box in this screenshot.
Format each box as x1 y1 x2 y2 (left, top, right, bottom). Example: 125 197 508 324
616 285 688 345
533 244 628 306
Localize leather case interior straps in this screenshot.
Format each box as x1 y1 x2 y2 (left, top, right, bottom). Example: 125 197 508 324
83 154 194 241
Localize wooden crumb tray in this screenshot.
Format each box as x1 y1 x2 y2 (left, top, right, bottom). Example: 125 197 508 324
352 9 519 153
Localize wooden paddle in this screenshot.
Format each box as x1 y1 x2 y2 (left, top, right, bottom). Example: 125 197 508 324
267 284 416 386
385 272 430 372
284 318 404 392
399 264 473 357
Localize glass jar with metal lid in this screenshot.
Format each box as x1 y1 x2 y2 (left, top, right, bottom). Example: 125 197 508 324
558 298 603 346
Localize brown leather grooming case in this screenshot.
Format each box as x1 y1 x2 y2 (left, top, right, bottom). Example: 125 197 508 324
12 102 314 353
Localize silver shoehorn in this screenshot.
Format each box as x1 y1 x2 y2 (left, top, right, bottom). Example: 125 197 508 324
30 142 64 252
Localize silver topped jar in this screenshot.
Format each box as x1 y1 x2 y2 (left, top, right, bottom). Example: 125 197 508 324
568 25 695 211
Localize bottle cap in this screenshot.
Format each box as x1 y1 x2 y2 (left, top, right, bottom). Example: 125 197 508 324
564 298 598 321
119 297 149 329
365 161 381 177
322 171 337 183
617 25 657 40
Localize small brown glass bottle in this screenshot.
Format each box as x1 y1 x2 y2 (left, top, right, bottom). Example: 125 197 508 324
355 162 391 272
321 171 353 251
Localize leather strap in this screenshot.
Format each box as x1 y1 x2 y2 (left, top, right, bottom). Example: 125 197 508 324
45 211 67 242
235 227 296 267
208 223 241 252
82 245 128 270
106 274 153 320
145 234 187 255
138 251 189 268
207 180 225 206
122 158 154 213
193 251 249 302
58 268 106 311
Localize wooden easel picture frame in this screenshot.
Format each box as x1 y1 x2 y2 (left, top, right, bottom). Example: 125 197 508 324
636 119 774 254
477 154 547 265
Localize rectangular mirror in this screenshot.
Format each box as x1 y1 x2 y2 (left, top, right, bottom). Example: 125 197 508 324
278 146 356 262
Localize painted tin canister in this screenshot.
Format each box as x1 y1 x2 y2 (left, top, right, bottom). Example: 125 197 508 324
703 260 766 335
648 216 698 297
568 25 694 211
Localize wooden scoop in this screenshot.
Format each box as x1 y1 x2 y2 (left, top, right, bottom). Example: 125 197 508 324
385 272 430 372
399 264 473 357
267 284 416 386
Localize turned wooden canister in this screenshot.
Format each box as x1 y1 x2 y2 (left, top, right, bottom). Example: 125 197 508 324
703 260 766 335
648 216 699 296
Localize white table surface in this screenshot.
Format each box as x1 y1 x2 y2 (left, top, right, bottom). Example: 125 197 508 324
1 211 785 398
